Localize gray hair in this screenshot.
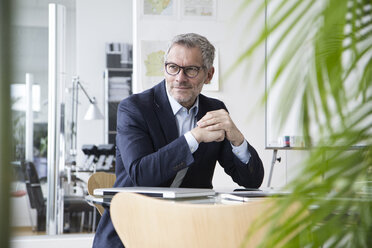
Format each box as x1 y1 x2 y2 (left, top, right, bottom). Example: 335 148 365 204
165 33 215 70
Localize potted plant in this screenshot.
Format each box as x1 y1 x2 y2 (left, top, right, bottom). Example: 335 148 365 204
234 0 372 247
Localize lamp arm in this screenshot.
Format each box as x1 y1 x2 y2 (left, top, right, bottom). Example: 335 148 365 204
76 80 95 104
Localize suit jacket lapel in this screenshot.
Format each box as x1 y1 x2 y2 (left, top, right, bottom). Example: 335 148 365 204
153 80 179 143
193 94 209 160
196 94 208 122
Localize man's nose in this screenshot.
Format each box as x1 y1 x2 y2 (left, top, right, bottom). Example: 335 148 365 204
176 69 187 81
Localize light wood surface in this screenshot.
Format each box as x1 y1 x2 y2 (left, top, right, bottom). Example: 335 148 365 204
110 192 273 248
87 172 116 215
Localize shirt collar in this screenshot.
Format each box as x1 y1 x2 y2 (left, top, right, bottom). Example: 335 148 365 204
166 87 199 116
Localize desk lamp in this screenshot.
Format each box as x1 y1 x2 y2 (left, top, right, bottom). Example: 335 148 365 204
73 76 104 120
69 76 104 164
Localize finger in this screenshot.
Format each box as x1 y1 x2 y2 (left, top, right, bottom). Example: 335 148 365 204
205 123 224 131
215 135 225 142
198 111 230 127
197 112 214 124
215 130 226 142
197 117 224 128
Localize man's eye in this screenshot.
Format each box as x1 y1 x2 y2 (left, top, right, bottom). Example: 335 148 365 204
186 67 198 72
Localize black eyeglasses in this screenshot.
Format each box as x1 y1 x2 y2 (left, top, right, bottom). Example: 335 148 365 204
165 63 205 78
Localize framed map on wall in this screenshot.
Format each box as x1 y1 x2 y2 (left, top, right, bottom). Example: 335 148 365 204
181 0 217 20
141 0 177 18
140 40 168 90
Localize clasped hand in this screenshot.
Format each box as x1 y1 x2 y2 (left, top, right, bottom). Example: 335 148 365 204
191 109 244 146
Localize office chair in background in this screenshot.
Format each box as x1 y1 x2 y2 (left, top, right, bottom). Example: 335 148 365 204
22 161 94 232
87 172 116 215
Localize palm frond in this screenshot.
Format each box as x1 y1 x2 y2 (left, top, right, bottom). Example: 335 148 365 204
233 0 372 246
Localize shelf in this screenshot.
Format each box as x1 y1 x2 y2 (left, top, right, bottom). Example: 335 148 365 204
104 67 133 145
106 67 132 72
265 145 367 150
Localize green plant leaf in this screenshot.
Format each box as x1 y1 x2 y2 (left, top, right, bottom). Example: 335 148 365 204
230 0 372 247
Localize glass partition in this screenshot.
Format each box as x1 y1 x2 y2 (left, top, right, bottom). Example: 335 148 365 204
10 0 133 239
10 0 81 237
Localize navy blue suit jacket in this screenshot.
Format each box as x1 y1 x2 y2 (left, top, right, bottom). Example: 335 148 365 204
93 81 264 247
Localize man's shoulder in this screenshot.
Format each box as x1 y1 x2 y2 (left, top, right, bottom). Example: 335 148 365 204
118 82 161 109
199 93 226 109
120 89 152 105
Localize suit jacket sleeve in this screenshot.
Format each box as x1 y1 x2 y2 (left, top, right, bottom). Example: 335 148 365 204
116 99 194 187
218 139 264 188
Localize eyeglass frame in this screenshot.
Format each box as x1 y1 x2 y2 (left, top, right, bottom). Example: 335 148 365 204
164 62 206 78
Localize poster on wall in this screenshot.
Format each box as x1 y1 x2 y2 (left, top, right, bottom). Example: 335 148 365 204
140 40 168 90
181 0 217 19
141 0 177 18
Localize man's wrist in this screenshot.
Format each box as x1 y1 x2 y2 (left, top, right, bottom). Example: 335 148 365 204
190 128 201 143
184 131 199 153
231 134 244 147
231 139 251 164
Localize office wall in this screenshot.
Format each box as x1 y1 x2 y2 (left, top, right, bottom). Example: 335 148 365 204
75 0 133 164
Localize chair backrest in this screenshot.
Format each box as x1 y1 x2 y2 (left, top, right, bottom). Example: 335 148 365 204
22 161 45 212
110 192 272 248
87 172 116 215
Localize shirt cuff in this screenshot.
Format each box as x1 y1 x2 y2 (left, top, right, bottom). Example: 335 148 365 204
231 139 251 164
184 131 199 154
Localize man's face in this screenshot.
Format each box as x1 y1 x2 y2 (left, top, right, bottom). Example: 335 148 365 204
165 44 214 109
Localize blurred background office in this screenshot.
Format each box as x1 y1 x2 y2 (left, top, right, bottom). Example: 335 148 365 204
5 0 306 247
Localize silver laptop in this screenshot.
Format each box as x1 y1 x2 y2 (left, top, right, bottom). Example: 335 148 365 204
93 187 216 199
219 189 291 202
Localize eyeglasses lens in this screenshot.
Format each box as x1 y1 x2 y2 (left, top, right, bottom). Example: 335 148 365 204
165 63 199 78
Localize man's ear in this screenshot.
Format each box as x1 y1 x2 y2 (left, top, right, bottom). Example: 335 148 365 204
205 66 215 84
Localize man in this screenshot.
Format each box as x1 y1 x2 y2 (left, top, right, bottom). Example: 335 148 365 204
93 33 264 247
